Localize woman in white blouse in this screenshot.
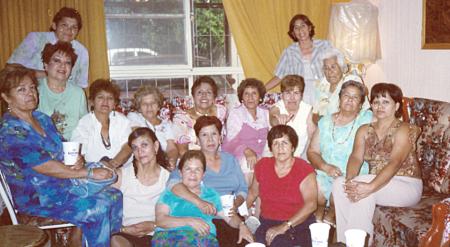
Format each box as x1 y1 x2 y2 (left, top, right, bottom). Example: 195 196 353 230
127 85 179 170
222 78 270 183
71 79 132 168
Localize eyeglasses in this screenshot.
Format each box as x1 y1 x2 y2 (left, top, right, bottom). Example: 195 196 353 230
57 23 79 33
282 91 302 97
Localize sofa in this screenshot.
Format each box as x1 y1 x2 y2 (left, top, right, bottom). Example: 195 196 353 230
372 97 450 247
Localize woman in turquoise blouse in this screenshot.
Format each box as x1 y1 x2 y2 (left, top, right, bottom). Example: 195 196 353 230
307 80 373 225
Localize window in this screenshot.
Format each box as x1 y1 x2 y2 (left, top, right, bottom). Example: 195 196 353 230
104 0 242 105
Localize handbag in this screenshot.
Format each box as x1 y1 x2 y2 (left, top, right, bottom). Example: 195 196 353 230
69 162 117 198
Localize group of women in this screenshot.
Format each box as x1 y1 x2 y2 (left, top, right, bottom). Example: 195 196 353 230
0 7 423 247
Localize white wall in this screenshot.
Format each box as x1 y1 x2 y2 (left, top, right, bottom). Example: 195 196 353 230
364 0 450 102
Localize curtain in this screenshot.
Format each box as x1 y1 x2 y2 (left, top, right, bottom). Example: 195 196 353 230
0 0 109 84
223 0 332 91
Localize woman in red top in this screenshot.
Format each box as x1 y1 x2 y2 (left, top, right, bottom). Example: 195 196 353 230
247 125 318 246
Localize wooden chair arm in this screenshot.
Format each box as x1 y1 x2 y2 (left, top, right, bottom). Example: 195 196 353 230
419 199 450 247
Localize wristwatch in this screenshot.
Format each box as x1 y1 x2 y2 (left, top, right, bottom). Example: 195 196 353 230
285 220 294 229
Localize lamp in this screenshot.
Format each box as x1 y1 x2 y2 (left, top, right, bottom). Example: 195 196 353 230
328 0 381 77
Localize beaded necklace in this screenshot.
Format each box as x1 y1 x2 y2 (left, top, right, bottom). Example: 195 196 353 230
331 114 357 145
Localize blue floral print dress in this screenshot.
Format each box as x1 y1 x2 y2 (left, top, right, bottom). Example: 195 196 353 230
0 111 122 247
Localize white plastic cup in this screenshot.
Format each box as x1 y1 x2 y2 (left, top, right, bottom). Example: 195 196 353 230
245 216 261 234
220 194 234 217
345 229 367 247
62 142 80 165
245 243 265 247
309 222 330 247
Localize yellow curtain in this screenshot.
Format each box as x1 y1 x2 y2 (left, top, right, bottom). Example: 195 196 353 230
0 0 109 84
223 0 331 91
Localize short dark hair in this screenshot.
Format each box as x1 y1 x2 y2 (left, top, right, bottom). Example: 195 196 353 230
339 80 367 105
288 14 315 41
280 75 305 93
88 79 121 104
370 82 404 118
0 65 38 111
237 78 266 103
128 127 169 172
267 125 298 152
41 41 78 68
50 7 82 31
194 116 223 137
191 76 218 98
178 150 206 172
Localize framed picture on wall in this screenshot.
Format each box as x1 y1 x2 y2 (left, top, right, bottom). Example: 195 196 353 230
422 0 450 49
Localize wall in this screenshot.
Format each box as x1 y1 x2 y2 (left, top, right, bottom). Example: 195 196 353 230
364 0 450 102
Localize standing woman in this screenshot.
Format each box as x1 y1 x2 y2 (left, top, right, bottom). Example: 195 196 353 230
247 125 317 247
266 14 332 105
332 83 422 244
71 79 132 168
38 41 87 140
173 76 227 155
7 7 89 88
127 85 179 170
111 128 170 247
222 78 270 183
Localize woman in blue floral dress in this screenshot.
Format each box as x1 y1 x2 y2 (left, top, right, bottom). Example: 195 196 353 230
0 66 122 247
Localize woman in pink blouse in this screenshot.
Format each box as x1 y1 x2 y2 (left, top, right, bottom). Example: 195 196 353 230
222 78 270 183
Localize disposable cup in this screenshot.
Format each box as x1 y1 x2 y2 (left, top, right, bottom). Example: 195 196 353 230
220 195 234 217
245 216 261 234
62 142 80 165
345 229 367 247
245 243 265 247
309 222 330 247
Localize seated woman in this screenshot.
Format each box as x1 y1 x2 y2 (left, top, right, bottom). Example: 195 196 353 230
269 75 316 158
0 66 122 246
307 80 373 225
71 79 132 168
173 76 227 154
153 150 253 246
37 41 87 140
313 48 369 118
127 85 178 170
111 128 171 247
247 125 317 247
168 116 250 247
222 78 270 183
332 83 422 244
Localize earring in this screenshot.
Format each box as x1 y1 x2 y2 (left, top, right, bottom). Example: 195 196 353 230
7 106 11 112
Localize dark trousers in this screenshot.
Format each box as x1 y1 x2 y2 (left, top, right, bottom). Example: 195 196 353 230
255 215 315 247
213 219 249 247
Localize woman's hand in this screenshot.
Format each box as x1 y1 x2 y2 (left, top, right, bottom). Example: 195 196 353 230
187 218 210 236
344 180 374 202
276 114 294 125
244 148 258 171
70 155 85 170
323 163 342 178
238 223 254 244
122 222 156 237
195 199 217 215
265 223 288 245
90 167 113 180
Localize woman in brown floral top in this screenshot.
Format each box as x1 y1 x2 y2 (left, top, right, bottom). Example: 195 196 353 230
332 83 423 244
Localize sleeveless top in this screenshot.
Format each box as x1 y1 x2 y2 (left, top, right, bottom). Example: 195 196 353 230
274 100 312 157
120 165 170 227
364 120 421 178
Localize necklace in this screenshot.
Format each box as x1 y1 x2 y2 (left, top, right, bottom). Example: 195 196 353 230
331 114 357 145
100 133 111 150
195 109 209 116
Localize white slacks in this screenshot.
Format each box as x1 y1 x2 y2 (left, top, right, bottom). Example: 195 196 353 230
332 174 423 243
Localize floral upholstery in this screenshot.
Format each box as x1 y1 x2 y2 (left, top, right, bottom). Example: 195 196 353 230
372 97 450 247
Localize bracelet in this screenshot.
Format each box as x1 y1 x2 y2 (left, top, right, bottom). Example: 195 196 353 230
87 167 94 179
285 220 293 229
120 226 125 233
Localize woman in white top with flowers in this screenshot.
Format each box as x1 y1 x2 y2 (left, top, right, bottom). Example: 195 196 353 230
127 85 179 170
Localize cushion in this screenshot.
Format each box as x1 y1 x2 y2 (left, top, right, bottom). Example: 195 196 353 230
372 191 448 247
410 98 450 193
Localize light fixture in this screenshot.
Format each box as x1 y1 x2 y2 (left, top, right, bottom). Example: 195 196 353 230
328 0 381 77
